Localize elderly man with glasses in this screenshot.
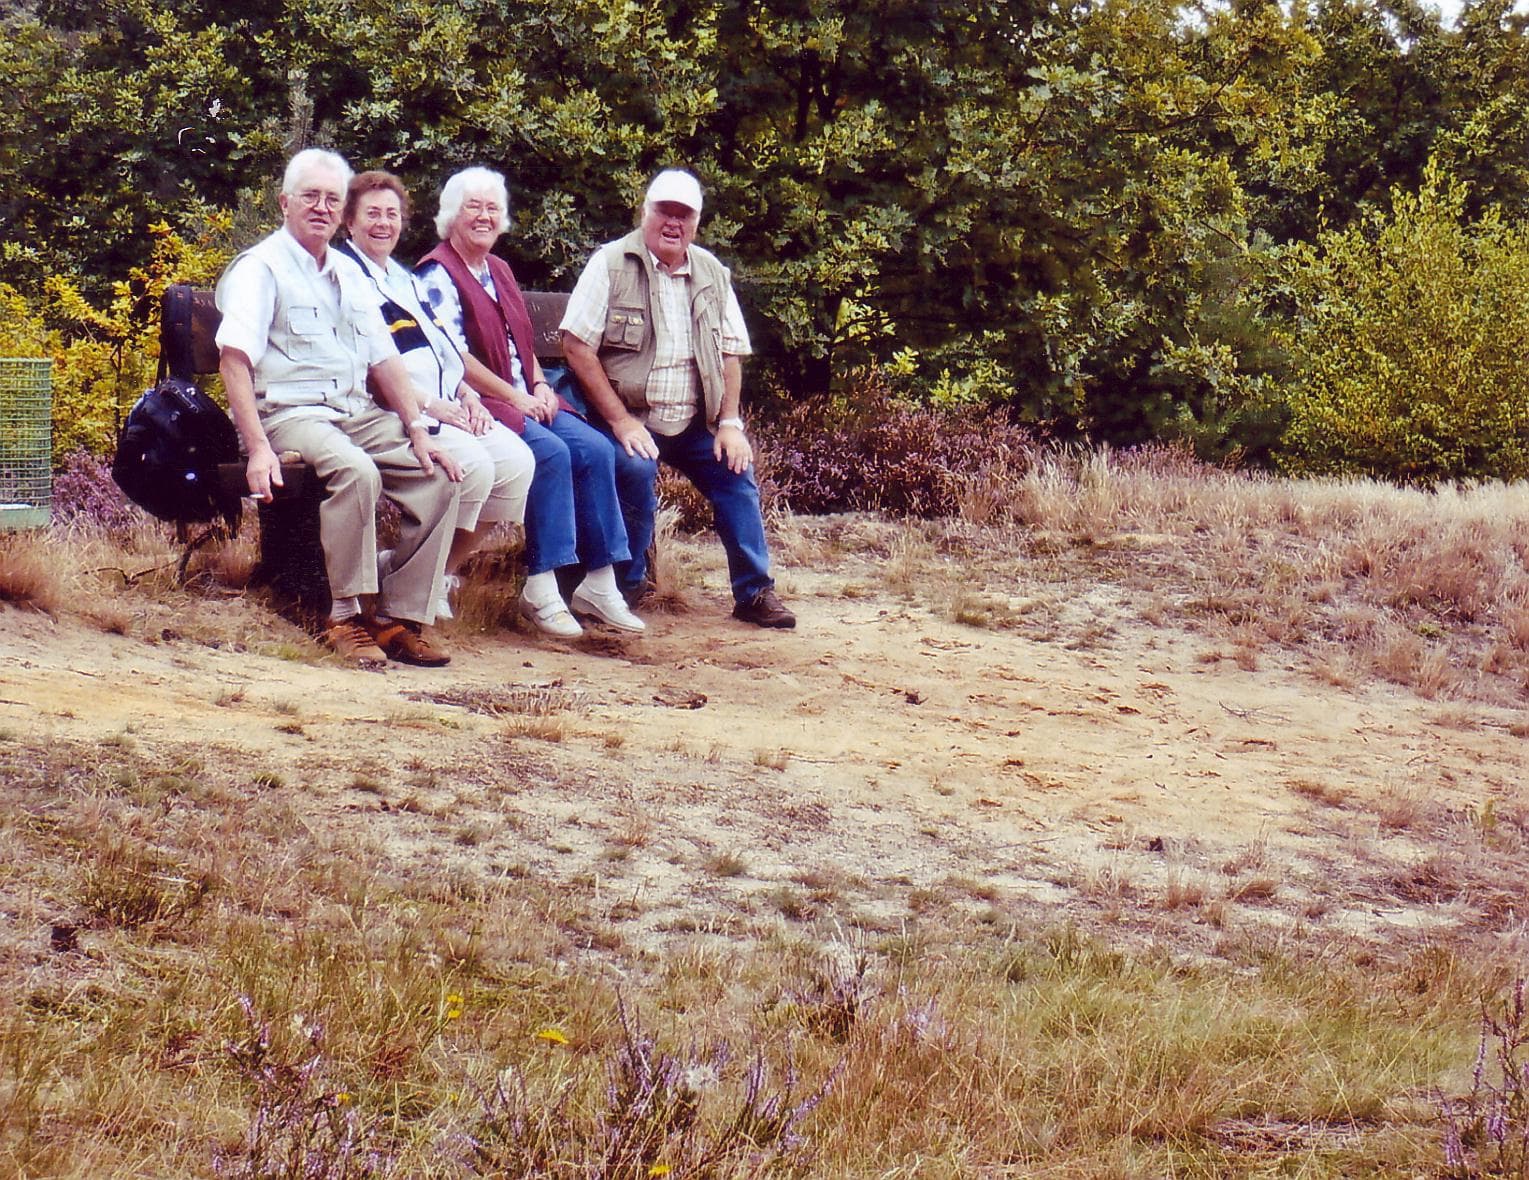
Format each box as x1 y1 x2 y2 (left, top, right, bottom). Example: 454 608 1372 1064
215 147 465 667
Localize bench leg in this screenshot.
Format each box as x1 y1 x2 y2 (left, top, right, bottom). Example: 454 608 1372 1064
254 479 331 625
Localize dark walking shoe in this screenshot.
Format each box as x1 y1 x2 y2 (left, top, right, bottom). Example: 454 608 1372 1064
733 588 796 629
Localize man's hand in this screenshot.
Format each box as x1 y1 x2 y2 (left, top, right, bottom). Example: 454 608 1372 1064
245 441 285 502
714 423 752 474
614 415 660 460
408 427 464 481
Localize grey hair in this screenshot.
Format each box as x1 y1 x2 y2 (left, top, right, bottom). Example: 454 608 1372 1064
434 167 511 239
282 148 353 196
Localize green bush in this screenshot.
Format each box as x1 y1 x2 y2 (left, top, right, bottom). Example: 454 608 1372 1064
1276 161 1529 485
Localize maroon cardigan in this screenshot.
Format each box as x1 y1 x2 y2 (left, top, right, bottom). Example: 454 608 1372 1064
418 241 574 432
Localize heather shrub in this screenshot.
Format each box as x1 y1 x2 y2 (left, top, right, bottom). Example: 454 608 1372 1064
49 447 143 536
455 998 840 1175
1441 978 1529 1178
753 376 1038 519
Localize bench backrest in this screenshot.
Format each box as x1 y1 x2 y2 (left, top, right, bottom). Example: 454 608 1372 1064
161 282 571 381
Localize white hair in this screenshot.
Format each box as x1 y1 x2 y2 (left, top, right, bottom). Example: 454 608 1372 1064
282 148 352 196
434 167 511 239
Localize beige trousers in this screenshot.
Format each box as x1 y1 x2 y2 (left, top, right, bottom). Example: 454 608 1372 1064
432 421 534 530
264 406 462 624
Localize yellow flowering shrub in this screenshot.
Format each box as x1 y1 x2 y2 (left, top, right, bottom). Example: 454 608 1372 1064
0 213 234 464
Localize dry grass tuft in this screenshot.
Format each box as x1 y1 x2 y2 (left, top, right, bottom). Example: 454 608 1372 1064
1287 778 1349 808
705 849 749 878
502 715 568 742
1162 873 1209 910
78 839 211 930
1226 875 1281 904
753 747 791 771
0 531 60 611
1374 785 1436 832
646 504 696 611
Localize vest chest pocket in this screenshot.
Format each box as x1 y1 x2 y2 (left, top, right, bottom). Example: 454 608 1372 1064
286 305 323 358
344 298 373 337
602 305 647 350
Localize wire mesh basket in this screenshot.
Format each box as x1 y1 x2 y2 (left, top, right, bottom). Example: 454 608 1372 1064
0 358 52 530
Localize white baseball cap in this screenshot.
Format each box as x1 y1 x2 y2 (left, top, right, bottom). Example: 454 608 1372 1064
646 169 703 213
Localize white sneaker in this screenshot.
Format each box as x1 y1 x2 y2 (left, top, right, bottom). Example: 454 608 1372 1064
570 583 647 633
518 594 583 639
435 573 461 621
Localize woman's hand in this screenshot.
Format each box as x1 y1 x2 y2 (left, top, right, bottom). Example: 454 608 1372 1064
531 377 560 421
428 397 472 432
461 389 494 436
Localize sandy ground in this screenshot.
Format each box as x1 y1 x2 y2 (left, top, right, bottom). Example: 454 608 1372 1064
4 516 1526 963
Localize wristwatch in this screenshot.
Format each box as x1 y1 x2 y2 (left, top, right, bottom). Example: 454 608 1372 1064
407 414 437 434
718 416 746 432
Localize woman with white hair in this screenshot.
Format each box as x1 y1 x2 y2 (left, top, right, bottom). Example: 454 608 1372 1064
334 169 533 621
415 166 647 637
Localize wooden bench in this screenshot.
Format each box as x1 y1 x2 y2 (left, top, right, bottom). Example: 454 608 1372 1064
161 282 572 622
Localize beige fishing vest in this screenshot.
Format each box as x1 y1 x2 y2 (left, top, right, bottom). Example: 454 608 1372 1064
596 229 731 428
216 229 376 418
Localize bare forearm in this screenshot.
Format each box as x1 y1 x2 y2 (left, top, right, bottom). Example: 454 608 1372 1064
462 353 520 402
219 349 272 456
562 334 629 427
721 354 743 420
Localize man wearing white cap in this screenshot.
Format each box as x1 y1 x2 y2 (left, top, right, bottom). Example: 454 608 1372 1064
560 168 794 629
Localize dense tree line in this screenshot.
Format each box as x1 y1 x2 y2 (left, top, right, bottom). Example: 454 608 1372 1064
5 0 1529 479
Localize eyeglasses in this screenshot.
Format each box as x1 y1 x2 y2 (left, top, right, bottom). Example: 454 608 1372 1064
295 189 344 211
463 199 503 216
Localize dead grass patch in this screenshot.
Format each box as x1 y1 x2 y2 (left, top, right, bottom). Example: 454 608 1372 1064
1287 778 1349 808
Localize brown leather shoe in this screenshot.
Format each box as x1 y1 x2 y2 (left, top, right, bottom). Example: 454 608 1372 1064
369 619 451 667
732 588 795 629
324 618 387 667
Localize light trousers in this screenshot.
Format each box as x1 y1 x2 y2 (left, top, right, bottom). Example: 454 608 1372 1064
432 420 534 530
263 405 463 624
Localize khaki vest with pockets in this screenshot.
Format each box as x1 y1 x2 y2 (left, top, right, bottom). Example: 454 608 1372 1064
217 231 376 416
597 228 731 428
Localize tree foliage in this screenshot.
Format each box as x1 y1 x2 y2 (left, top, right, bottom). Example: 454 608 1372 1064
6 0 1529 481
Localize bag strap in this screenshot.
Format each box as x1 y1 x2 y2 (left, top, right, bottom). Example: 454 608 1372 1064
158 284 196 382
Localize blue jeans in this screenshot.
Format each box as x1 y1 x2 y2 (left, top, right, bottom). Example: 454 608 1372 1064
607 418 774 605
521 414 630 576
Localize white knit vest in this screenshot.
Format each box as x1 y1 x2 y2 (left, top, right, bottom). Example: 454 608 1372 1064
217 230 377 416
